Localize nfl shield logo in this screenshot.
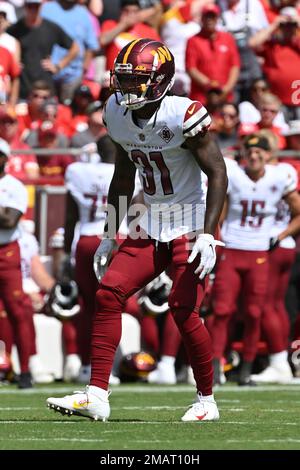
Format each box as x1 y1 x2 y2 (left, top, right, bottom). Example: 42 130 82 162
159 126 174 143
139 133 145 141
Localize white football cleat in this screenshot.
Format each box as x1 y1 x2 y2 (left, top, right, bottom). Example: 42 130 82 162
29 355 54 384
46 386 110 421
181 395 220 422
251 363 293 384
147 361 176 385
63 354 81 382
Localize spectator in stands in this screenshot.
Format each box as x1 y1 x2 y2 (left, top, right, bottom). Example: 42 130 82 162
0 10 21 107
239 78 288 133
0 1 17 25
214 102 240 152
17 81 73 140
100 0 161 73
0 44 20 107
71 100 116 163
0 137 32 388
0 108 39 180
249 6 300 120
25 97 69 149
35 121 73 179
254 93 287 149
186 3 240 105
8 0 79 100
0 6 21 65
41 0 99 103
218 0 268 101
69 84 93 135
16 81 53 138
160 0 201 96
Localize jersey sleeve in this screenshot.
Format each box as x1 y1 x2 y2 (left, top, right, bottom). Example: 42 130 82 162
3 178 28 214
282 163 298 196
182 101 211 138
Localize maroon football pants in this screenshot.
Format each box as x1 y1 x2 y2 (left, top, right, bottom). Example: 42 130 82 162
91 235 213 395
211 247 269 362
0 241 31 372
261 247 295 353
75 235 143 365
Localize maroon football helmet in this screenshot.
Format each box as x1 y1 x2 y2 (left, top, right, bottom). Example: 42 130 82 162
111 38 175 110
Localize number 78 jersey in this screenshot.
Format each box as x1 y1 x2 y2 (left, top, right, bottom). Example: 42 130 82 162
104 94 211 242
221 163 297 251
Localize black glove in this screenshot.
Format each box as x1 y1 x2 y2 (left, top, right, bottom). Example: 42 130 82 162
269 236 280 251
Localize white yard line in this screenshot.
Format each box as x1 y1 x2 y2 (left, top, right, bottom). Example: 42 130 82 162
1 384 300 394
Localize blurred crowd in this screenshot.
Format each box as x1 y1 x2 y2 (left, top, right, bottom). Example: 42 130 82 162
0 0 300 387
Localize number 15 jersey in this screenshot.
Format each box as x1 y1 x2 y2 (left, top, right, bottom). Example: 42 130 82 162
103 94 211 242
221 163 296 251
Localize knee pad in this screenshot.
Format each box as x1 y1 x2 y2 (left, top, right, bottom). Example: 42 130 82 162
96 285 124 312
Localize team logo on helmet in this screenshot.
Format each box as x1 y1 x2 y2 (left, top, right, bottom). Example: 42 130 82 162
111 39 175 110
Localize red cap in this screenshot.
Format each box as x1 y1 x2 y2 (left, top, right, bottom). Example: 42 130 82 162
38 120 57 138
201 3 220 16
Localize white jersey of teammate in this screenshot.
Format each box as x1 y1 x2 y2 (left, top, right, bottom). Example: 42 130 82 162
0 174 28 244
65 161 129 237
221 163 297 251
270 162 298 250
104 94 211 242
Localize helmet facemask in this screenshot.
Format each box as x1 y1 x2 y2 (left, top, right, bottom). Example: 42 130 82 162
111 62 174 110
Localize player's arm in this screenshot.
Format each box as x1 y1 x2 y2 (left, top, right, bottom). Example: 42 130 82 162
186 131 228 235
219 195 229 227
184 131 228 279
64 191 79 255
94 142 136 281
0 207 23 229
278 190 300 241
31 255 55 293
103 141 137 238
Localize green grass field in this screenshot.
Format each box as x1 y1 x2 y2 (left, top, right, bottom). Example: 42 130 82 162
0 382 300 450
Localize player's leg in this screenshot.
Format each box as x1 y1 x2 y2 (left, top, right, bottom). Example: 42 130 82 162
254 248 295 383
210 248 242 384
240 252 269 385
47 236 169 420
274 248 295 348
75 236 100 370
0 242 32 387
147 311 181 384
168 236 219 421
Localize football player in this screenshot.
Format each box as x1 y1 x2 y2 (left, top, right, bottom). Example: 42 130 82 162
47 38 228 422
251 132 297 383
0 138 32 388
210 134 300 385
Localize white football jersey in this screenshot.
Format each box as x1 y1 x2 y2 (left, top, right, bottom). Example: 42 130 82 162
104 94 211 242
0 174 28 244
65 161 130 237
221 163 297 251
270 162 298 249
